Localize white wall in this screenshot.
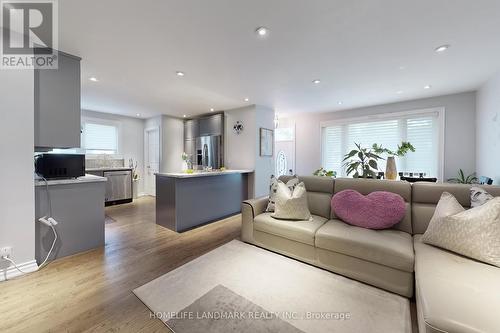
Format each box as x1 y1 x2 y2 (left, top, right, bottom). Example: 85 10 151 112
225 105 275 198
254 105 276 197
284 92 476 180
160 116 184 173
225 106 256 169
144 115 185 175
0 66 36 274
476 71 500 184
82 110 146 194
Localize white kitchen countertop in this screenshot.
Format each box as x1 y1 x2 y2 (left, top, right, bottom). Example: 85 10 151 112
86 167 133 172
35 174 107 186
156 169 254 179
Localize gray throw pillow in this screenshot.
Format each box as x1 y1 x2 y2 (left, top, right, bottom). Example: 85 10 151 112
470 186 493 208
266 175 299 212
272 181 311 221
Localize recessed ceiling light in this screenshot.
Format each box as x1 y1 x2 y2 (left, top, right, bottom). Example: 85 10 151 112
176 71 185 77
244 98 249 102
399 66 406 70
396 90 403 94
136 113 141 117
255 27 269 37
210 108 215 112
434 44 450 53
312 79 321 84
183 115 187 118
337 101 343 105
89 77 98 82
424 85 432 89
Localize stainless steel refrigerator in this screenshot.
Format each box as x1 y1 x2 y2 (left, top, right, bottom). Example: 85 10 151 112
195 135 222 169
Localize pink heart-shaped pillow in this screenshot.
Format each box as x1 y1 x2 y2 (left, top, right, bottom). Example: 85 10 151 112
331 190 406 229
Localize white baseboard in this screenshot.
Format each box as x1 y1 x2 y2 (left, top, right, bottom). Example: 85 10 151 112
0 259 38 282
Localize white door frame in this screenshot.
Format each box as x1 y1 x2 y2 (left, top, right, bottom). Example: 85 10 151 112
144 126 160 196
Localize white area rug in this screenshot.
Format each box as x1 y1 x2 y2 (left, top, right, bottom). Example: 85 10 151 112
134 240 411 333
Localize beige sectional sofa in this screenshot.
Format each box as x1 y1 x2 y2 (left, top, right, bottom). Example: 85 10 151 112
241 176 500 333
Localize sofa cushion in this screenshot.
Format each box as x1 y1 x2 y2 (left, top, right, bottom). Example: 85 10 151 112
315 219 414 272
254 213 327 246
414 235 500 333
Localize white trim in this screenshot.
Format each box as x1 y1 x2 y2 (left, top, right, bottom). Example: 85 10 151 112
144 126 161 196
0 260 38 282
319 107 446 181
319 107 444 128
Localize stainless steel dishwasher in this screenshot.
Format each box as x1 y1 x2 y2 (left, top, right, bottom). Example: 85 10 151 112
103 170 133 206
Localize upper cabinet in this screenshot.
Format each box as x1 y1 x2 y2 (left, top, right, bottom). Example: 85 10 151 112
199 114 223 136
35 51 81 149
184 119 199 140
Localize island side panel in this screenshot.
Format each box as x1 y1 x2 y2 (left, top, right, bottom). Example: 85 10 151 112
35 181 105 264
175 173 247 231
156 175 177 231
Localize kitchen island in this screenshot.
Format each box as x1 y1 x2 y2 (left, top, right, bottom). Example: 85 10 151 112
156 170 253 232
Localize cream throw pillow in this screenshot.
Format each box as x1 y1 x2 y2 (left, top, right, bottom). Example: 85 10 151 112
266 175 299 212
422 193 500 267
272 181 311 221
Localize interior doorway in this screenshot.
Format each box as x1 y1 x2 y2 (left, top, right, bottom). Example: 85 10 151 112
275 119 296 177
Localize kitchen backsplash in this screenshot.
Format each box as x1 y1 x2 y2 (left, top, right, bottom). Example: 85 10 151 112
86 158 125 169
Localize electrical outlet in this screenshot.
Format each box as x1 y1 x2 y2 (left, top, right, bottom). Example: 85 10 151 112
0 246 12 259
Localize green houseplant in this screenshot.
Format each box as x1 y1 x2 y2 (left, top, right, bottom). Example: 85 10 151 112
447 169 478 184
313 168 337 178
342 143 383 178
372 142 415 180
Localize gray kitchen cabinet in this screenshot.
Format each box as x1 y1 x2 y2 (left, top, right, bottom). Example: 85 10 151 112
35 179 105 264
199 114 223 136
184 119 199 139
35 50 82 149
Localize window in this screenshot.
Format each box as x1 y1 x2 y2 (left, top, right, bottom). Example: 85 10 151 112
275 127 295 142
82 122 118 154
321 109 442 178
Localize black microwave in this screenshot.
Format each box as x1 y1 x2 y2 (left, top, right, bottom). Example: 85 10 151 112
35 154 85 179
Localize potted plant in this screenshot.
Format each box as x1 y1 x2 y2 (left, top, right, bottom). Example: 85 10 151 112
342 143 383 178
447 169 478 184
372 142 415 180
313 168 337 178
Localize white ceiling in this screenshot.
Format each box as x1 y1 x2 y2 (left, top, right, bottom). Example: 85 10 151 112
59 0 500 118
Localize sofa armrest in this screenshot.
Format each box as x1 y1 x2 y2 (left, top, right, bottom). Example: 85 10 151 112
241 196 269 243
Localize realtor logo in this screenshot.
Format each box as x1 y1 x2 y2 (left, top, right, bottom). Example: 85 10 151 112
1 0 58 69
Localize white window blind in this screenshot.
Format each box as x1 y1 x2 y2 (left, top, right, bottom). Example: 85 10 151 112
321 111 440 178
322 126 343 174
83 122 118 153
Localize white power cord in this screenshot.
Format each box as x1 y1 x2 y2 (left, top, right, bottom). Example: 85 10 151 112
37 217 58 268
1 217 58 277
0 175 59 279
1 257 30 274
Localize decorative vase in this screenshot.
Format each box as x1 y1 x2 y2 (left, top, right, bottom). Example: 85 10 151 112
385 156 397 180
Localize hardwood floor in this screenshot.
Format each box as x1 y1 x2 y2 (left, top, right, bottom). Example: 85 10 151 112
0 196 241 332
